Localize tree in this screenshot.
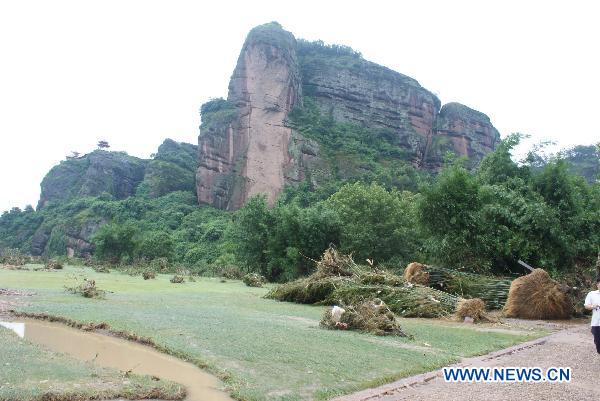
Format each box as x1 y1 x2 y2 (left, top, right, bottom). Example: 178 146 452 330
92 222 137 262
231 195 273 277
97 140 110 150
266 203 341 280
136 231 174 261
328 182 420 264
418 165 486 270
66 151 80 159
477 133 526 186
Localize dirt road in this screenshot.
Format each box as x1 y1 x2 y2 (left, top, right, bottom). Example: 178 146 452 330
336 322 598 401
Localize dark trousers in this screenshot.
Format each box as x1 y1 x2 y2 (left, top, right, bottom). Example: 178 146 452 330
592 326 600 354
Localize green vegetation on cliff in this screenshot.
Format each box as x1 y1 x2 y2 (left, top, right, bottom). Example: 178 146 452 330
37 150 147 209
136 139 198 198
559 144 599 184
288 96 425 192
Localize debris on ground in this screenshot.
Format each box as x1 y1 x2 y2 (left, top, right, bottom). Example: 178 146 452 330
330 283 459 318
143 271 156 280
403 262 512 309
0 264 24 270
45 259 64 270
320 298 408 336
93 265 110 273
455 298 498 323
65 278 106 299
503 268 573 320
314 247 357 278
560 260 597 316
150 257 170 273
218 266 244 280
404 262 429 285
267 247 459 318
170 275 185 284
243 273 267 287
0 248 27 266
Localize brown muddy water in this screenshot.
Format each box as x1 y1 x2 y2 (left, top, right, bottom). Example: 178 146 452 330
1 319 233 401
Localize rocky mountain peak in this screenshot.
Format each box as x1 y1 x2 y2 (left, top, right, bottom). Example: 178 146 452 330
196 23 502 210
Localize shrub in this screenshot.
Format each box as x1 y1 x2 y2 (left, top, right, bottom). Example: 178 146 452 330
150 257 170 272
219 266 244 280
65 277 105 298
92 222 138 262
143 271 156 280
243 273 266 287
0 248 27 266
137 231 174 261
45 259 63 270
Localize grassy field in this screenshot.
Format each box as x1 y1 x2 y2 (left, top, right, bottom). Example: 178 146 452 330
0 266 546 400
0 324 183 401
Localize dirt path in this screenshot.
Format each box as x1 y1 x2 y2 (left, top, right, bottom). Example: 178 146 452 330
335 322 598 401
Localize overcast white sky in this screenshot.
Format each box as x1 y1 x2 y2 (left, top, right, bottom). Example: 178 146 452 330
0 0 598 213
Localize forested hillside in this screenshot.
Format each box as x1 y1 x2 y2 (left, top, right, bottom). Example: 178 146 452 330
1 134 597 282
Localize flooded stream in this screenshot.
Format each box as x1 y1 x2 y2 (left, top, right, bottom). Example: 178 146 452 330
2 319 232 401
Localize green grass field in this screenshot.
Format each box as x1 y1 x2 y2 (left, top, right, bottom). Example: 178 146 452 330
0 266 546 400
0 324 183 401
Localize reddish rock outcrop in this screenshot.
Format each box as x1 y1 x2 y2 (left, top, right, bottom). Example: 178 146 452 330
425 103 500 170
197 23 501 210
196 22 303 210
299 47 440 166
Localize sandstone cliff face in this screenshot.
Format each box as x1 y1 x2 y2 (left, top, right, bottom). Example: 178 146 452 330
425 103 500 169
197 22 305 210
30 218 104 257
196 23 502 210
38 150 147 208
299 46 440 166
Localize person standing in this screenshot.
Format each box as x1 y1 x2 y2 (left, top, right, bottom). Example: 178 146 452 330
584 278 600 353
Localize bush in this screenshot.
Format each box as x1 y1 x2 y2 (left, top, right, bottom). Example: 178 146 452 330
65 277 105 298
92 222 138 263
143 271 156 280
328 182 421 263
150 257 170 272
0 248 27 266
137 231 174 261
243 273 266 287
219 266 244 280
45 259 63 270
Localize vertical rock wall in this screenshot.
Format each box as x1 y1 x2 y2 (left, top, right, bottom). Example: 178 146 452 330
299 51 441 166
425 102 501 170
196 23 502 210
196 22 302 209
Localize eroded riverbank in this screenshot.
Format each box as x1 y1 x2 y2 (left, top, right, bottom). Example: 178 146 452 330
2 319 232 401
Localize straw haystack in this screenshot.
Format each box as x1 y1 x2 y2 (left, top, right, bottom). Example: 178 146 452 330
503 269 573 320
404 262 429 285
455 298 498 323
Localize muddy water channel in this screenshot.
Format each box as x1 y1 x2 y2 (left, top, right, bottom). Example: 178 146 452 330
3 319 232 401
